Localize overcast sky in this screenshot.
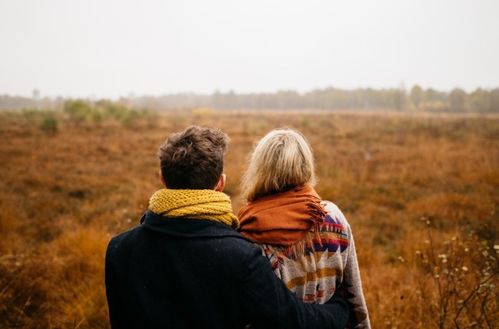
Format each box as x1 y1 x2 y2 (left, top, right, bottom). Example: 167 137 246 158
1 0 498 98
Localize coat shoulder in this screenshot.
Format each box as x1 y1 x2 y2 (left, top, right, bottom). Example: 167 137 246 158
106 225 144 257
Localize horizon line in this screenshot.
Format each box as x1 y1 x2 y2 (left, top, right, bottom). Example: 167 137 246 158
3 84 499 100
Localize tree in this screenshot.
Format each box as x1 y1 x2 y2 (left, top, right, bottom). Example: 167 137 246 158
489 88 499 112
449 88 468 112
410 85 424 109
393 88 408 111
468 89 490 112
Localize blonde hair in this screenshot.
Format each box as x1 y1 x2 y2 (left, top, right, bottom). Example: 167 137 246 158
241 129 316 201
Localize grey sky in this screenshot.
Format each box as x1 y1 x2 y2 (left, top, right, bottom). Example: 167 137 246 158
1 0 498 98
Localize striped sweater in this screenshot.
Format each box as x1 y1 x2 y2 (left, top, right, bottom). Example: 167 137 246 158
258 201 371 329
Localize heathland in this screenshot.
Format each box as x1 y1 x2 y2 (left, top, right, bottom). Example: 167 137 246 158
0 109 497 328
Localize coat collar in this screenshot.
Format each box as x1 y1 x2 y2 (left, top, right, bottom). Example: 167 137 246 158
140 211 250 241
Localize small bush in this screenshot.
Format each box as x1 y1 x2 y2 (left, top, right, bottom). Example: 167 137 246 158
40 115 58 133
63 99 156 127
22 109 42 123
64 100 93 124
412 219 498 328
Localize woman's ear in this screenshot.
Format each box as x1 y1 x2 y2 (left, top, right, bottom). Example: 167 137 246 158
215 174 226 192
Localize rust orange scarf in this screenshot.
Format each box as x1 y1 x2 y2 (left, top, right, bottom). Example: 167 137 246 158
238 185 327 246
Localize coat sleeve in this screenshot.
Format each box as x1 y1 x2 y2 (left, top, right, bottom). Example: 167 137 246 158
237 245 350 329
105 240 128 329
337 225 371 329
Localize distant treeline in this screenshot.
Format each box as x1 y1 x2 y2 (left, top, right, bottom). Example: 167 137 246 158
0 95 64 111
1 86 499 112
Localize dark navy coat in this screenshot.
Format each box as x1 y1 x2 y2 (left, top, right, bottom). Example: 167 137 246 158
105 211 349 329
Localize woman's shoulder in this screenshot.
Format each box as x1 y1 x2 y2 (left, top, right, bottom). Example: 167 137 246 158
320 200 351 229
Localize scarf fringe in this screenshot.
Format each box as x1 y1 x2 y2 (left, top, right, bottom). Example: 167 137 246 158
269 226 324 260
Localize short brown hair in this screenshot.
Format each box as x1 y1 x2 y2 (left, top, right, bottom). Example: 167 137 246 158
158 126 229 189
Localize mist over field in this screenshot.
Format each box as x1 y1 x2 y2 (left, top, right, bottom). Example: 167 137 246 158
1 0 498 328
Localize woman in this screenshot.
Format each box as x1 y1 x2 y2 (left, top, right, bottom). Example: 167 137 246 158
238 129 371 329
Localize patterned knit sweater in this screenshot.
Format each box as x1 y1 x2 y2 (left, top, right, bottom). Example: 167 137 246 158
259 201 371 329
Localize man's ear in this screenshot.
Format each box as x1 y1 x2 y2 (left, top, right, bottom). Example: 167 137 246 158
214 174 226 192
159 169 167 187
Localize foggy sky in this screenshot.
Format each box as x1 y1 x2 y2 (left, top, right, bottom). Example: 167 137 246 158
1 0 498 98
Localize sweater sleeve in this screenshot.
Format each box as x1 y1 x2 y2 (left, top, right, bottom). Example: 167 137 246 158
338 225 371 329
238 245 350 329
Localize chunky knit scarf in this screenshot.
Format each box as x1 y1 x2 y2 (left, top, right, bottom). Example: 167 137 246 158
149 189 239 228
238 185 327 246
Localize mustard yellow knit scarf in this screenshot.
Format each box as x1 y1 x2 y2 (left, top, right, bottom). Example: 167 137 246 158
148 189 239 228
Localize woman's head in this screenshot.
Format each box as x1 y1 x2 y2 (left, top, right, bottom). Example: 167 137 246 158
241 129 316 201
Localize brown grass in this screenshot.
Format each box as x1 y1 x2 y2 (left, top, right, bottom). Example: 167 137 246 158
0 110 497 328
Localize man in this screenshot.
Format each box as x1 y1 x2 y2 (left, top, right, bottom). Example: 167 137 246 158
105 126 349 329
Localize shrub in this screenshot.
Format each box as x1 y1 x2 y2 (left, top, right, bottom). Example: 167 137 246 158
64 100 93 124
40 115 58 133
413 219 498 328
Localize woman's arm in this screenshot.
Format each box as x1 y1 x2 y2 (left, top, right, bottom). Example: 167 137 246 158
338 225 371 329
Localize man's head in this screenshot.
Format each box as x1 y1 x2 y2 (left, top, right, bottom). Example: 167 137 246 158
158 126 229 190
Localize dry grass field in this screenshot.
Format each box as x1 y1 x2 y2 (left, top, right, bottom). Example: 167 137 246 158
0 110 497 328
